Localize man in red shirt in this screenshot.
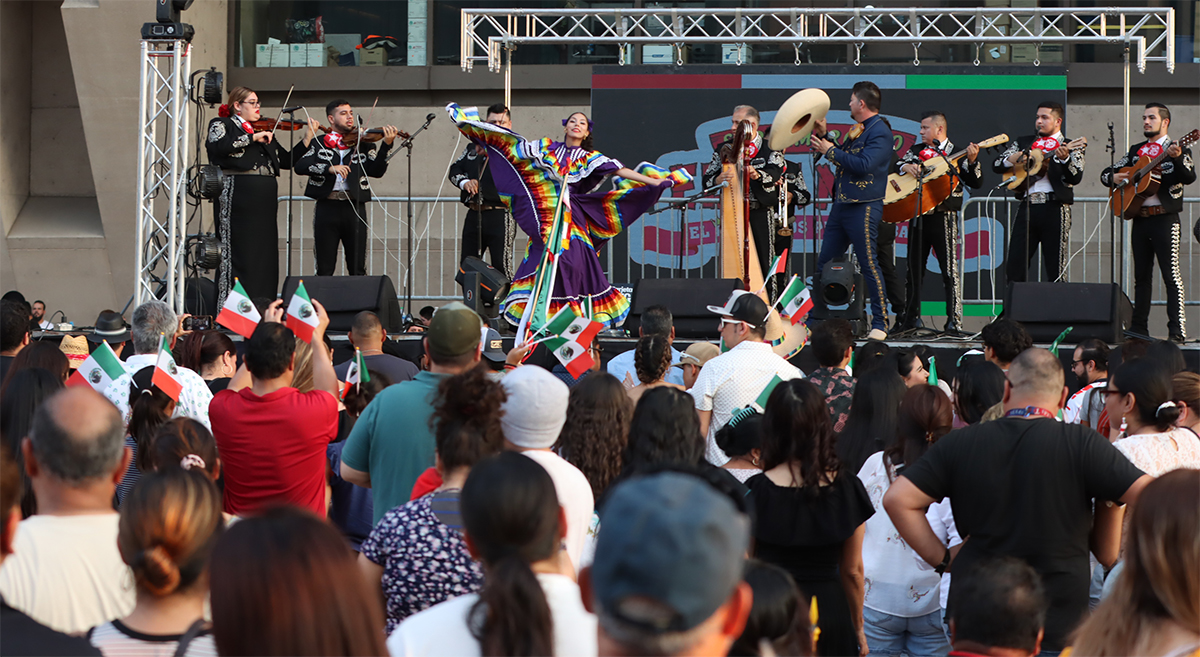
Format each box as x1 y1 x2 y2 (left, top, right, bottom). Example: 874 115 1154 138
209 299 339 516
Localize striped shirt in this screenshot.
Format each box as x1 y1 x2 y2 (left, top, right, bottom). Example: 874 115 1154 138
89 619 217 657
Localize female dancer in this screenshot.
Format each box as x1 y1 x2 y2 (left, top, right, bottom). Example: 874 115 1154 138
206 87 317 304
447 105 690 330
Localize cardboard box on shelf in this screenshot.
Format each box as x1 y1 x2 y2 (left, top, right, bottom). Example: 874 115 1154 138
255 43 273 67
721 44 752 64
307 43 325 67
360 47 386 66
269 43 288 67
289 43 308 67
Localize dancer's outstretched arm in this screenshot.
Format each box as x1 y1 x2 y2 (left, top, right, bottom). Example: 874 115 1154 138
616 167 666 186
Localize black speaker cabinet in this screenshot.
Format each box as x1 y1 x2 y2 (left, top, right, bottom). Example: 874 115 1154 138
627 278 746 339
280 276 403 333
1004 282 1131 344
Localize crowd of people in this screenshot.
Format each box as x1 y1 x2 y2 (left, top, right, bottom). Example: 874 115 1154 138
0 289 1198 657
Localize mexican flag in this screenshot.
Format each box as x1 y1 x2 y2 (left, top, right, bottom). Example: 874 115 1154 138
343 348 369 399
151 334 183 401
66 341 126 392
286 281 319 343
216 278 261 338
766 253 788 277
753 374 784 411
776 276 814 325
540 306 603 379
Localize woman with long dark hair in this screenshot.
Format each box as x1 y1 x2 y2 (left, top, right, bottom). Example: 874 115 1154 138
387 451 596 657
856 385 954 656
209 506 387 656
1 341 69 386
178 330 236 394
359 364 502 633
621 386 705 477
447 104 690 329
730 559 816 657
952 360 1006 426
206 86 316 303
1106 358 1200 477
117 367 177 506
0 367 63 517
747 379 874 657
836 367 906 475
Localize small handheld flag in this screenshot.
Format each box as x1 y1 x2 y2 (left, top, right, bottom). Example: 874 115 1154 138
66 341 126 392
286 280 319 343
1049 326 1073 353
216 278 261 338
151 334 183 402
754 254 788 294
776 276 814 325
927 355 938 386
753 374 784 411
540 306 604 379
343 348 369 399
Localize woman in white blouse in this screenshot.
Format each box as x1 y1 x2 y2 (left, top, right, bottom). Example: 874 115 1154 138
1105 359 1200 477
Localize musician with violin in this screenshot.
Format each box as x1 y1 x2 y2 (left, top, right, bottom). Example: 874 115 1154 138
1100 103 1196 342
206 86 314 304
448 103 516 278
293 99 401 277
703 105 797 301
992 101 1085 285
809 81 895 340
892 111 983 336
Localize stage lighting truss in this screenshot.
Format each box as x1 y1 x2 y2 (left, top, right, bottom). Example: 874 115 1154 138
134 37 192 314
461 6 1175 73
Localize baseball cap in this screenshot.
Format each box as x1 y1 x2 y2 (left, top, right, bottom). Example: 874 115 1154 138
591 471 750 633
672 342 720 369
707 290 769 330
500 365 569 449
480 327 507 363
426 302 483 359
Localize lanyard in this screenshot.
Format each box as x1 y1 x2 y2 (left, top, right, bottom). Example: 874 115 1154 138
1005 406 1057 420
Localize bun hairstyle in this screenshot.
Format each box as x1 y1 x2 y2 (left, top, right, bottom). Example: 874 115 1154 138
715 407 764 460
118 468 225 597
634 335 672 384
432 363 506 472
129 366 176 472
150 418 220 479
1112 358 1181 432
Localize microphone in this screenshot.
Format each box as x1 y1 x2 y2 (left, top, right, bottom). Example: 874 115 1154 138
995 176 1015 190
425 113 437 123
281 106 302 113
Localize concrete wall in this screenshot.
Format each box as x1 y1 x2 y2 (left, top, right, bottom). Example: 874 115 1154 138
0 1 33 290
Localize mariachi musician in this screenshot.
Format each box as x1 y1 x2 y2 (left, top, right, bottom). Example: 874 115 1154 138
293 99 401 277
1100 103 1195 342
892 111 983 336
448 103 517 278
703 105 798 301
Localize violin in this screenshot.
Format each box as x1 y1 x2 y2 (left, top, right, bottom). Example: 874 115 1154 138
248 119 308 132
246 118 410 147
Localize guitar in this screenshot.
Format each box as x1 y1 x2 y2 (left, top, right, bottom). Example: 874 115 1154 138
1004 137 1088 191
883 134 1010 223
1109 129 1199 220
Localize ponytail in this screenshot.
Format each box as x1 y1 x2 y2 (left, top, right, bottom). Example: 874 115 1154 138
1155 401 1183 432
471 555 555 657
128 367 174 472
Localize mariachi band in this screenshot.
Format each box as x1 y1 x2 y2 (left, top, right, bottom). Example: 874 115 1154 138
207 84 1195 342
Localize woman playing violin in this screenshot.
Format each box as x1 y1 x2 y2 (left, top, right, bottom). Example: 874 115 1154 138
206 86 318 304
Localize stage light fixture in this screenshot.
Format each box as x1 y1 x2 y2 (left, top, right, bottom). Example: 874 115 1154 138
196 165 224 200
156 0 194 24
187 234 222 271
201 68 223 105
142 0 194 41
820 259 856 308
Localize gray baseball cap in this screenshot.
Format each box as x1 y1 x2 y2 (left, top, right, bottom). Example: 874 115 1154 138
591 472 750 633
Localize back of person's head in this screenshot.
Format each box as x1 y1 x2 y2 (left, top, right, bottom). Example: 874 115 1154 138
433 364 505 471
290 338 315 393
1146 339 1187 375
954 361 1006 425
244 323 295 381
729 559 813 657
853 340 890 376
461 452 562 657
1 368 64 451
1110 357 1181 432
590 470 751 656
425 302 483 369
951 557 1047 655
0 445 20 556
128 366 176 471
350 311 384 346
178 330 235 374
1070 469 1200 657
715 409 764 462
640 305 674 339
555 372 631 500
149 418 220 480
635 334 673 384
837 367 906 472
624 387 703 474
130 300 177 354
1076 338 1110 373
342 369 392 419
851 80 882 112
886 385 953 476
762 379 840 494
209 506 387 656
980 319 1033 365
0 300 30 352
28 387 125 486
500 364 569 449
1121 337 1150 363
1007 348 1065 403
118 468 224 597
810 319 854 368
4 341 69 384
1175 372 1200 424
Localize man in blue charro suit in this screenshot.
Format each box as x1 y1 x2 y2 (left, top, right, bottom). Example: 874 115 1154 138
810 81 895 341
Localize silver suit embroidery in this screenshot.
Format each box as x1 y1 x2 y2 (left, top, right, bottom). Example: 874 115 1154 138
207 121 226 143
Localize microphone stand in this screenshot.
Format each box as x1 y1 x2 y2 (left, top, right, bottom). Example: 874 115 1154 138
1106 121 1118 284
397 113 437 317
283 107 297 278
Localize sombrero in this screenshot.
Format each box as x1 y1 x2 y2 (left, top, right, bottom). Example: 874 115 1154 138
768 88 831 151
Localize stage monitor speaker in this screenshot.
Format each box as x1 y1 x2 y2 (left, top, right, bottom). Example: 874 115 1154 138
183 277 218 317
1004 282 1131 344
280 276 403 333
628 278 745 339
809 259 868 336
454 257 510 305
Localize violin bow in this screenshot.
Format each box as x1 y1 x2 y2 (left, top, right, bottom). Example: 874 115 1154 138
357 96 380 153
270 84 296 133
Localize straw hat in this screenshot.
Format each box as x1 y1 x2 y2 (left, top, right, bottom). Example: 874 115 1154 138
768 88 831 151
59 335 90 369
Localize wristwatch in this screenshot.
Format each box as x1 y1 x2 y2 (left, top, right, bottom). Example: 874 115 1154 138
934 548 951 575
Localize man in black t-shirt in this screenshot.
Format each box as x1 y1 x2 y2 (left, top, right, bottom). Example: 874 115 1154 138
883 348 1151 654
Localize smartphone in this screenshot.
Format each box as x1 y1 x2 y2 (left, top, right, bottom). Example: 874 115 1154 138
185 315 212 331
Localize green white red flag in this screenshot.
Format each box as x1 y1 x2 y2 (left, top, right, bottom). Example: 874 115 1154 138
776 276 814 325
286 281 319 343
342 348 370 399
151 334 183 401
216 278 261 338
539 306 603 379
66 341 126 392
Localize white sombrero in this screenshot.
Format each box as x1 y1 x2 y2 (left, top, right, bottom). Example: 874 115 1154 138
768 88 831 151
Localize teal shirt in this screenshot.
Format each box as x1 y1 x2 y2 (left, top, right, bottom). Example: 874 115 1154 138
342 371 450 524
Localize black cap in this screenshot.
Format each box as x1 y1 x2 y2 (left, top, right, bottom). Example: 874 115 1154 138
87 311 131 344
707 290 769 330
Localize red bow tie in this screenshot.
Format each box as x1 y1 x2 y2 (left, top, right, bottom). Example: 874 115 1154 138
324 133 346 150
1137 141 1163 158
1032 137 1060 153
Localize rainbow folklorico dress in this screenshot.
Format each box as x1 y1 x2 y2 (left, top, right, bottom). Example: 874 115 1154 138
447 103 692 336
